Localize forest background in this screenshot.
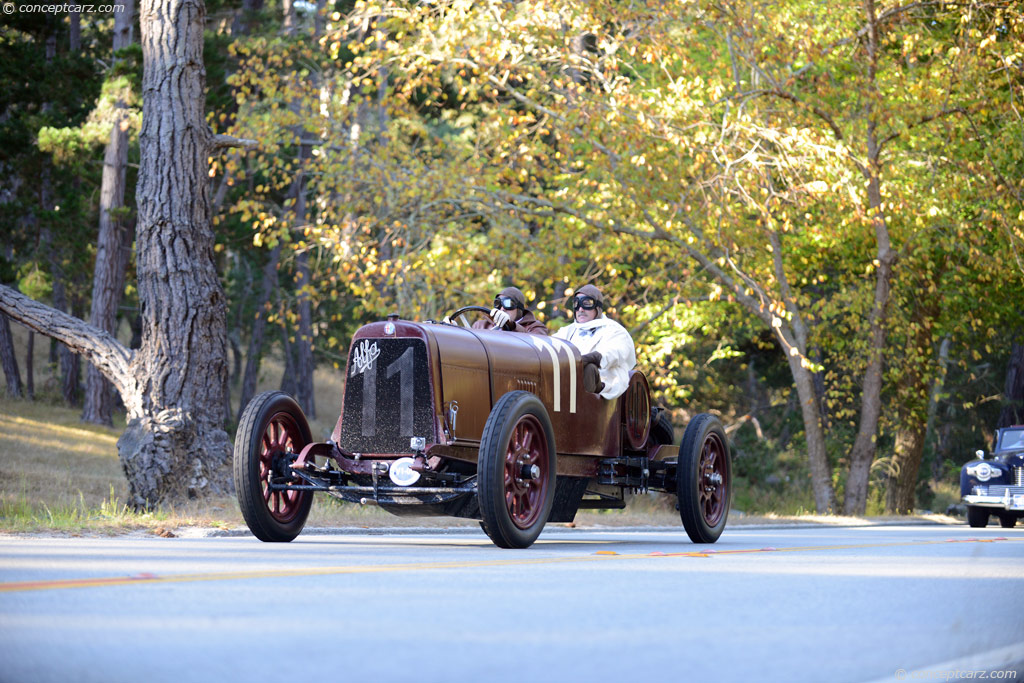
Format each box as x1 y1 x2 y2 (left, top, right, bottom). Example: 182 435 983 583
1 0 1022 523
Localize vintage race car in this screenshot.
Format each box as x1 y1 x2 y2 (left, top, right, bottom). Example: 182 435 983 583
233 307 732 548
960 425 1024 528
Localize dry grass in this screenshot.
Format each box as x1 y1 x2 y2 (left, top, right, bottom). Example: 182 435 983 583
0 405 126 502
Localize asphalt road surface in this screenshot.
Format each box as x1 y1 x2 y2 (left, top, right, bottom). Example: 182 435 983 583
1 523 1022 683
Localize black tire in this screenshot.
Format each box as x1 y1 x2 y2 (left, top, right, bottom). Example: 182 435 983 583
478 391 556 549
650 407 675 446
998 513 1017 529
966 506 989 528
677 413 731 544
234 391 313 542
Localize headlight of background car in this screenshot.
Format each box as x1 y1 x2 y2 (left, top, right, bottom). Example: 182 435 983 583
966 462 1000 481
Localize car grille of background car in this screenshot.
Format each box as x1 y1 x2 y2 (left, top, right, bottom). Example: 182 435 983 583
978 483 1024 497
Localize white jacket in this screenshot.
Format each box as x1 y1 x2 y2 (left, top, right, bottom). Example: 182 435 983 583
553 314 636 399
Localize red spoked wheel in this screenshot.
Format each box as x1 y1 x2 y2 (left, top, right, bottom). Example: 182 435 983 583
479 391 556 548
696 429 728 528
259 412 306 524
678 413 731 544
234 391 313 542
503 414 550 530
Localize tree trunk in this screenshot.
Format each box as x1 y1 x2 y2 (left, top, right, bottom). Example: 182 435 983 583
286 58 317 420
885 276 946 514
231 0 263 35
885 423 926 514
0 313 23 397
843 0 894 515
48 248 82 405
785 345 835 513
314 0 326 36
25 329 34 399
120 0 232 507
888 333 942 516
280 317 298 397
65 288 85 404
229 332 242 387
69 10 81 51
997 342 1024 428
294 249 315 420
82 0 136 426
237 242 281 422
282 0 296 34
129 312 142 349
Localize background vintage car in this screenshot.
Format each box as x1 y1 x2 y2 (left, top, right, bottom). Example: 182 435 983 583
234 308 732 548
960 425 1024 528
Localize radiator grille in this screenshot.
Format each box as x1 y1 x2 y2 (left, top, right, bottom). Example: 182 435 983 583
980 485 1024 497
339 338 434 453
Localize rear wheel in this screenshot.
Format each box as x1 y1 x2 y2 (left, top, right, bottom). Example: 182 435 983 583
650 407 674 446
677 414 731 544
478 391 556 549
234 391 313 542
966 506 989 528
998 512 1017 529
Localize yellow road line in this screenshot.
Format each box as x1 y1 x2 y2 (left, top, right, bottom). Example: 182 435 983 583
0 536 1019 595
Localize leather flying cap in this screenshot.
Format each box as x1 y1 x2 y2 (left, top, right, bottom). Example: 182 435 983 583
574 284 604 309
498 286 527 311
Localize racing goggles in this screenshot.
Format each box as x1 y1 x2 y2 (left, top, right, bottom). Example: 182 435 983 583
493 296 521 311
571 295 600 311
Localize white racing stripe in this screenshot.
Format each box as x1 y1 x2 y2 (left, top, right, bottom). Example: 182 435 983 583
528 336 577 413
547 337 577 413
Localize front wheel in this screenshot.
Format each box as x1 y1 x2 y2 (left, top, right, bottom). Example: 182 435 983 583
677 414 731 544
478 391 556 549
234 391 314 542
998 512 1017 529
966 506 990 528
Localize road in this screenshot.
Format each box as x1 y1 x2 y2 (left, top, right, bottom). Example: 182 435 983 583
1 523 1022 683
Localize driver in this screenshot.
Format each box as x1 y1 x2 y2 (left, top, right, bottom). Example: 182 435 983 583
471 286 549 336
553 284 635 399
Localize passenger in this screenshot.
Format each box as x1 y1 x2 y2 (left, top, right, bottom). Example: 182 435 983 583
471 286 549 336
553 284 635 400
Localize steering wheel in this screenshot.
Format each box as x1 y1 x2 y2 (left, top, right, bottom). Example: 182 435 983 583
445 305 494 329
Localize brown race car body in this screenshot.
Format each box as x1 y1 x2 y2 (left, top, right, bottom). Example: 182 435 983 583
234 311 732 549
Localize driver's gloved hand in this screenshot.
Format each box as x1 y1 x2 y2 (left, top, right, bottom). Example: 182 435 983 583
490 308 515 331
442 316 454 325
581 351 602 367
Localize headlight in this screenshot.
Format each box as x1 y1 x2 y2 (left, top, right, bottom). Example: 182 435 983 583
966 462 1000 481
